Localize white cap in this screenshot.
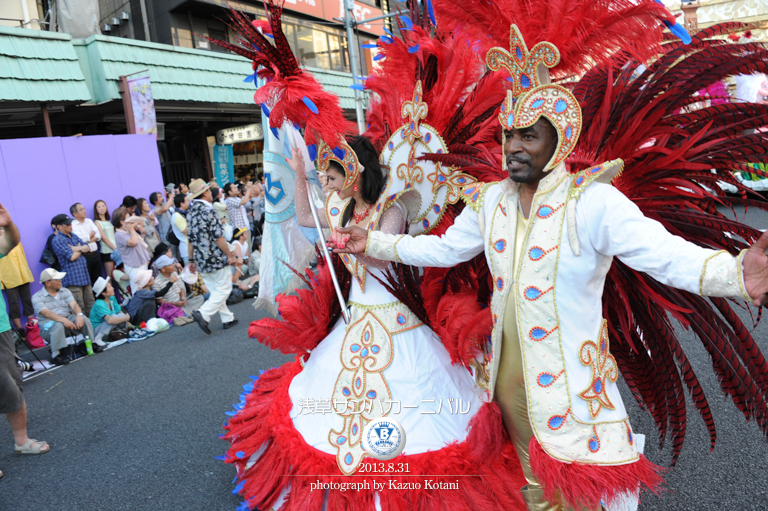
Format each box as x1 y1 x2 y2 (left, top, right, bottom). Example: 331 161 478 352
40 268 66 283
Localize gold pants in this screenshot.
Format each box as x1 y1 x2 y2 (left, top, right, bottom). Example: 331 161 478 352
496 313 601 511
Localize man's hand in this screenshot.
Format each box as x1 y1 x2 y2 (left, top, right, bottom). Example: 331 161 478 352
743 230 768 306
89 231 97 241
74 315 85 329
330 226 369 254
170 274 179 283
62 318 77 329
227 253 238 266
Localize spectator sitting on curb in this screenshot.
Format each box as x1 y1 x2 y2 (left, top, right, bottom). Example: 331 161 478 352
153 255 198 325
125 269 172 326
0 202 50 477
90 277 131 342
51 214 95 316
32 268 100 366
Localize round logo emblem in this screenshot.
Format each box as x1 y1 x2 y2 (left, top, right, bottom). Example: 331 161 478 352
361 418 406 460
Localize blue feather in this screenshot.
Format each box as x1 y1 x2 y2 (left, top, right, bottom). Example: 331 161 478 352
307 144 318 161
654 0 692 44
350 83 366 90
243 74 255 83
425 0 436 25
384 27 395 38
373 53 385 61
379 36 394 44
261 104 270 118
361 43 378 49
270 127 280 140
302 96 319 114
408 45 420 54
399 15 413 30
332 147 346 160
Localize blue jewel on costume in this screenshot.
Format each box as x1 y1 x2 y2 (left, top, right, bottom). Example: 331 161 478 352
345 453 353 464
494 240 507 252
343 387 351 396
371 345 380 354
360 348 369 357
554 99 568 113
397 313 406 325
330 207 340 216
351 344 361 352
578 324 619 419
337 436 347 445
367 390 377 399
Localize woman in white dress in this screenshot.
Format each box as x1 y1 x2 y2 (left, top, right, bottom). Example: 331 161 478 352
221 135 527 511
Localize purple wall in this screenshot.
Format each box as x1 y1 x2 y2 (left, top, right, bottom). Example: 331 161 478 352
0 134 164 300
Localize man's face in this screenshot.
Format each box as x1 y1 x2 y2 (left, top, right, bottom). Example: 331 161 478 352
228 186 240 198
503 118 559 185
202 190 213 203
58 223 73 235
180 197 190 211
180 184 189 194
74 204 87 221
46 279 63 291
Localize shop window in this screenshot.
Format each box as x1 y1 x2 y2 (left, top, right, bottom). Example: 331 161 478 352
296 25 332 69
328 34 349 72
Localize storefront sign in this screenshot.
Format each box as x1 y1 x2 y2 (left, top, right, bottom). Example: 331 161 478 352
127 74 157 139
217 124 264 145
213 145 235 186
282 0 385 36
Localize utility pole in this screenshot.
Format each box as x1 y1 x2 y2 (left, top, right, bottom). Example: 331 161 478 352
343 0 366 134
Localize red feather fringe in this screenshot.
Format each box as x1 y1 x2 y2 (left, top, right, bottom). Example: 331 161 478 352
223 360 529 511
248 263 339 355
433 0 674 78
529 436 665 509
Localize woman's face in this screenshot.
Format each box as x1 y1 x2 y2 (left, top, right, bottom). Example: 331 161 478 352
326 167 357 200
104 281 114 297
96 201 107 216
141 201 150 213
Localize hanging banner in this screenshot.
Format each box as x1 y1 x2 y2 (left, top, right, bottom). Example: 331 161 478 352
127 74 158 138
213 145 235 187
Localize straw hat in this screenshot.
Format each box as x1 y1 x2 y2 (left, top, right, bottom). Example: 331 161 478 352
188 179 212 199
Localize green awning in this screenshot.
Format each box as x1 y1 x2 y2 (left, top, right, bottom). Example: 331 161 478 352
306 67 356 110
0 25 91 103
73 35 257 105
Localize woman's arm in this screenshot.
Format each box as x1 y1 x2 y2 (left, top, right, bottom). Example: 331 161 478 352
290 148 328 228
96 222 116 250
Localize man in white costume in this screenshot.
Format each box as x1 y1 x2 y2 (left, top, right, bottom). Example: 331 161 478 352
333 26 768 511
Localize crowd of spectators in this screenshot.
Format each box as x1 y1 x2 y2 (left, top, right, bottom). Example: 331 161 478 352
1 177 266 368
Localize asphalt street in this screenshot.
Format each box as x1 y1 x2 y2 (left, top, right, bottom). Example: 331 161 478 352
2 225 768 510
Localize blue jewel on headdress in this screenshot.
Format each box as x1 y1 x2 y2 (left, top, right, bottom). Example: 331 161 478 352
566 126 573 140
532 99 545 109
554 99 568 114
520 74 531 89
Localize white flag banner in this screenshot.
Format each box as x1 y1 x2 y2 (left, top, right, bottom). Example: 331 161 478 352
254 122 315 313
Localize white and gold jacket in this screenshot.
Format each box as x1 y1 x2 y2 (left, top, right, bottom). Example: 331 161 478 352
365 161 751 466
